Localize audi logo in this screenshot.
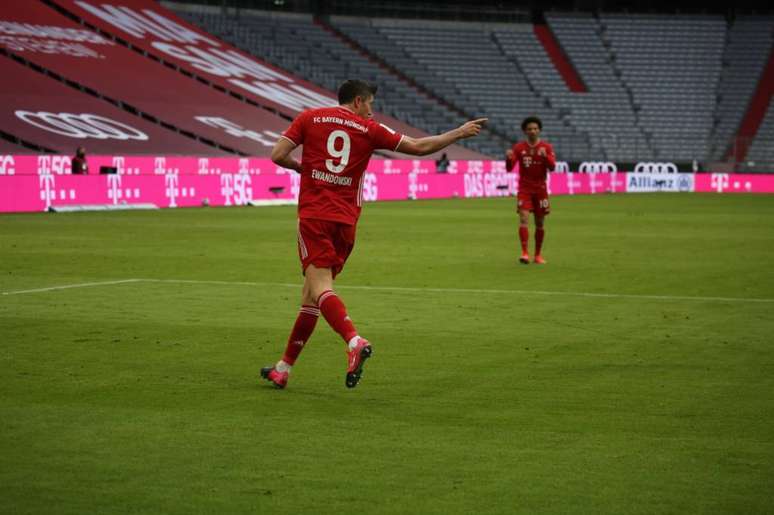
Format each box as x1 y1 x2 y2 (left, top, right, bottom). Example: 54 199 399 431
579 161 617 173
634 162 678 174
15 111 148 141
553 161 570 173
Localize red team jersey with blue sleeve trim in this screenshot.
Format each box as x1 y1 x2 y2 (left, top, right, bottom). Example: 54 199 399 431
282 106 404 225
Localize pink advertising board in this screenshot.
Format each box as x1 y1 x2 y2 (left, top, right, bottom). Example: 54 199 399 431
1 155 772 213
694 173 774 193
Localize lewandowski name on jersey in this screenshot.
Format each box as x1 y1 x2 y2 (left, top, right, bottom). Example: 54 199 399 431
312 169 353 186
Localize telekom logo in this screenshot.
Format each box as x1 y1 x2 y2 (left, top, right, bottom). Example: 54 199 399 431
609 171 621 193
154 157 167 175
238 158 249 175
711 173 729 193
220 174 234 206
566 173 582 195
589 172 605 194
107 174 122 204
112 156 125 174
165 172 179 207
37 156 56 211
198 157 210 175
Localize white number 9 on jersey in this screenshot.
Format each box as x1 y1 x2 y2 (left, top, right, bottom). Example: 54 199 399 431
325 130 351 174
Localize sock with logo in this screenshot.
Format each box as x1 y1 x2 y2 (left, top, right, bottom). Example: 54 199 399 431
279 305 320 368
535 227 545 256
317 290 358 344
519 226 529 254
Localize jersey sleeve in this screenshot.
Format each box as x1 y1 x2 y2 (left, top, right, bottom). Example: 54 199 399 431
282 110 309 147
544 143 556 171
368 121 403 151
505 143 519 172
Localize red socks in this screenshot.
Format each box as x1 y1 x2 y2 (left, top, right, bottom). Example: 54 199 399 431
535 227 545 256
317 290 358 343
281 305 320 365
519 226 529 253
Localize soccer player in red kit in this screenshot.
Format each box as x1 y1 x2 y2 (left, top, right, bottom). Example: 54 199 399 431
505 116 556 265
261 79 487 389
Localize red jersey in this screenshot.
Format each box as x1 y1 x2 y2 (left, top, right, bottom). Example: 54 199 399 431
282 106 403 225
506 140 556 192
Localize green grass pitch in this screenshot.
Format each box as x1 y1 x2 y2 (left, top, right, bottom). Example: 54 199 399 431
1 194 773 514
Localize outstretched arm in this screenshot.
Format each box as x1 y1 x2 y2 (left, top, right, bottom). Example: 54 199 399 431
505 149 516 172
396 118 487 156
271 137 302 173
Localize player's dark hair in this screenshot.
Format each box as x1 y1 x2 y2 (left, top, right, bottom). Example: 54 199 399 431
338 80 377 105
521 116 542 131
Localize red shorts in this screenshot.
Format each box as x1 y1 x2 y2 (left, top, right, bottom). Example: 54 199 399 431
297 218 356 278
517 190 551 216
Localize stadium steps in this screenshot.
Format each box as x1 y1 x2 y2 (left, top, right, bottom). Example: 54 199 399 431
710 16 773 167
728 46 774 165
0 49 244 156
318 17 511 154
173 9 496 157
599 13 725 163
532 23 587 93
46 0 298 123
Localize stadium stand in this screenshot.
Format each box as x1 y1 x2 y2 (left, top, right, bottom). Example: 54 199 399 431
2 0 771 170
0 137 39 155
746 89 774 171
711 15 774 165
51 0 487 160
598 13 725 163
0 54 220 155
543 12 655 162
0 1 293 156
168 6 500 157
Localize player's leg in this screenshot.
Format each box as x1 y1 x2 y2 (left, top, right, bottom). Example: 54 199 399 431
533 193 549 264
261 220 328 389
306 264 359 346
306 264 372 388
518 207 531 264
533 214 546 264
305 222 372 387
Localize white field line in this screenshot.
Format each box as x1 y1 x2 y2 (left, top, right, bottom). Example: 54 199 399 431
2 277 773 304
1 279 142 296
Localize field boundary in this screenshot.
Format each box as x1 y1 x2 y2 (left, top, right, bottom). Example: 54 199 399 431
3 277 773 304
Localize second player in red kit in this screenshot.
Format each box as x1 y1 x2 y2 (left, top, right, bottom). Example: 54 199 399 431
262 79 487 389
506 116 556 264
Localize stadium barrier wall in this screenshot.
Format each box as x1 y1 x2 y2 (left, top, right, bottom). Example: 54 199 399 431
1 155 773 213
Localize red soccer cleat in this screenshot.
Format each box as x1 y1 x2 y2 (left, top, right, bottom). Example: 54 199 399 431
260 366 288 389
519 252 530 264
533 255 547 265
345 338 373 389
